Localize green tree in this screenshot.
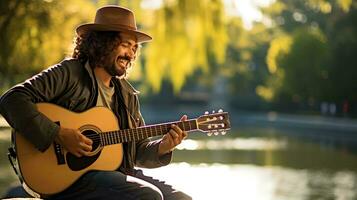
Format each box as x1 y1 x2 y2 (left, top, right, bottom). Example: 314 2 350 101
142 0 228 93
326 7 357 104
0 0 95 91
261 0 357 114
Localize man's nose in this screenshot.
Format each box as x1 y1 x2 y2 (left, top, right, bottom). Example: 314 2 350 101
126 50 135 60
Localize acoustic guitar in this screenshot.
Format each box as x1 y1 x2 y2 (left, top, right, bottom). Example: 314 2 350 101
14 103 231 196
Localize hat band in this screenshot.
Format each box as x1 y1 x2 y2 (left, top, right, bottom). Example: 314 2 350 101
95 23 136 31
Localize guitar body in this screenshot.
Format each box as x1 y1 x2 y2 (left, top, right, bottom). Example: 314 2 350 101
15 103 123 196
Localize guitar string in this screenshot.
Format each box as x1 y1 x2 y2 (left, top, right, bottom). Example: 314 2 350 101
79 121 195 143
81 124 175 143
82 120 224 143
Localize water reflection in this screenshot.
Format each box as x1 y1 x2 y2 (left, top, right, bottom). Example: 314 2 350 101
142 163 357 200
177 138 288 150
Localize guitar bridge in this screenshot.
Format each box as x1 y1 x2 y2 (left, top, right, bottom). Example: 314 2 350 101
54 121 65 165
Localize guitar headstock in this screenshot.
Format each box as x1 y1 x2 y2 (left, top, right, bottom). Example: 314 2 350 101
197 109 231 136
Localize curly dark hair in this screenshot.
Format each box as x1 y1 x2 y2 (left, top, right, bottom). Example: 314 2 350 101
72 31 122 68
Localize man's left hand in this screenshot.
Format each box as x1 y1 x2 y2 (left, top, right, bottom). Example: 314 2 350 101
158 115 188 156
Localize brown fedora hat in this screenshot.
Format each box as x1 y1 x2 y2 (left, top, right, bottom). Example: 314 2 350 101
76 5 152 43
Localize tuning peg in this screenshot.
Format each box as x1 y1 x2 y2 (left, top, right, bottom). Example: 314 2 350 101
214 131 219 136
212 110 215 113
207 132 213 136
221 131 226 135
208 125 212 129
218 109 223 113
204 111 209 115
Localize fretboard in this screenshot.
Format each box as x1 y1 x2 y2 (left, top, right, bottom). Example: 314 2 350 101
99 119 198 146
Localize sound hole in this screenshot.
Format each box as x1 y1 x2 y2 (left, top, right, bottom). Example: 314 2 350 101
66 129 102 171
82 129 101 151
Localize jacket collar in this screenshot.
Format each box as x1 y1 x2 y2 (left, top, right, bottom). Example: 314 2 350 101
118 78 140 95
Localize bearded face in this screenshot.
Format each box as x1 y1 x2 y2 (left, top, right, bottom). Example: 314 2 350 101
103 32 138 77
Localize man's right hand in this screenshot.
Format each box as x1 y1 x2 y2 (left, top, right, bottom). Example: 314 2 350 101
55 127 93 157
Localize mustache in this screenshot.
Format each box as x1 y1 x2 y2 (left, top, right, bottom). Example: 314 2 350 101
117 55 133 62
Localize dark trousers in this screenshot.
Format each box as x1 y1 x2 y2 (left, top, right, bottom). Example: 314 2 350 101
3 169 192 200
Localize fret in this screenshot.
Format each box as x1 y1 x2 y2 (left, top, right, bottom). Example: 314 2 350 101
125 129 128 142
155 125 159 137
181 121 185 131
124 129 128 142
111 132 114 144
126 130 129 142
147 126 152 137
160 125 164 134
106 132 109 145
111 131 114 144
137 127 141 139
103 133 107 145
145 127 149 138
114 131 118 144
161 124 166 135
166 123 170 134
121 130 125 143
140 127 144 139
116 130 123 143
109 132 112 144
100 132 104 146
127 129 131 142
126 130 130 142
119 130 123 143
151 126 155 137
130 129 135 141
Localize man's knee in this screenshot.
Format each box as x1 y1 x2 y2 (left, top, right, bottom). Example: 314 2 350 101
168 191 192 200
140 186 163 200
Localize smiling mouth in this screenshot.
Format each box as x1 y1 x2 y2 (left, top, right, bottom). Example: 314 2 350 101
117 57 129 68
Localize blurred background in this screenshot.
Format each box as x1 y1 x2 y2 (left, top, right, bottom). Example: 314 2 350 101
1 0 357 199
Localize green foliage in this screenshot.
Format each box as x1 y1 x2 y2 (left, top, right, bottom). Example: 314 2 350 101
0 0 96 91
279 28 329 100
143 0 228 93
264 27 329 102
326 7 357 102
260 0 357 114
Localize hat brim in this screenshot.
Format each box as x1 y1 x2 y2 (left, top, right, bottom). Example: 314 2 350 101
76 23 152 43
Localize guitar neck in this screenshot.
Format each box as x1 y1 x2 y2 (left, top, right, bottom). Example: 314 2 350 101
100 119 198 146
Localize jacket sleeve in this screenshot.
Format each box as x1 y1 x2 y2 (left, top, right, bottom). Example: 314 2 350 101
134 96 173 168
0 63 71 152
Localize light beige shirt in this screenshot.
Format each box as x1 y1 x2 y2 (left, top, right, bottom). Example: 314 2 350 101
95 74 115 109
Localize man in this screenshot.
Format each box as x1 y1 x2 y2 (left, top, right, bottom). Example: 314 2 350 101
0 5 192 200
